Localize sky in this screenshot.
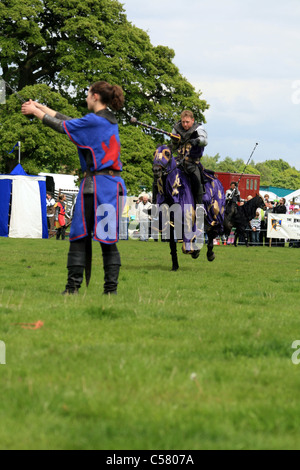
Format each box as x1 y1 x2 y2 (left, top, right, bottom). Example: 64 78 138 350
121 0 300 170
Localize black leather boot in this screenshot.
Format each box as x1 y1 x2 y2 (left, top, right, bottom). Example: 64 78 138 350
102 251 121 295
62 251 86 295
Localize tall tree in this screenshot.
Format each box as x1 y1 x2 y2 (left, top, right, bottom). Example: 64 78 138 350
0 84 80 174
0 0 208 189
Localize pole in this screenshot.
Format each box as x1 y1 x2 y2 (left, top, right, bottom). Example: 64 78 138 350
130 117 180 141
18 141 21 164
0 78 26 103
237 143 259 187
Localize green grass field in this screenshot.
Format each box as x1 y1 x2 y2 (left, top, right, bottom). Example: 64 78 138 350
0 237 300 450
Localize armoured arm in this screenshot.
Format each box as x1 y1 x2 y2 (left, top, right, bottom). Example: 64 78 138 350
225 189 232 200
42 114 65 134
226 188 240 201
55 112 72 121
190 125 208 147
170 126 181 148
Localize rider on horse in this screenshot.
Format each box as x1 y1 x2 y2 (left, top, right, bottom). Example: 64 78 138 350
171 110 208 208
225 181 241 219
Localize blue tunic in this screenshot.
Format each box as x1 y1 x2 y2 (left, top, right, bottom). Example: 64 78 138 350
63 113 127 243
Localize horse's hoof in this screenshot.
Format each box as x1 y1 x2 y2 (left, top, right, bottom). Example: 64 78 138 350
171 265 179 271
207 252 215 262
191 250 200 259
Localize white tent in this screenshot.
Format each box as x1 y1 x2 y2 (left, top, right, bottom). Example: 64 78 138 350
0 164 48 239
285 189 300 205
38 172 79 192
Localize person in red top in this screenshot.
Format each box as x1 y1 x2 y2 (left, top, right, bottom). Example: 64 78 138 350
54 194 66 240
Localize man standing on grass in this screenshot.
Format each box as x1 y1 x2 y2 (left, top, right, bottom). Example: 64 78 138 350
136 194 152 241
46 192 55 234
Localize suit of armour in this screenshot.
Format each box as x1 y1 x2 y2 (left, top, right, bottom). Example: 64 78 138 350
172 120 207 206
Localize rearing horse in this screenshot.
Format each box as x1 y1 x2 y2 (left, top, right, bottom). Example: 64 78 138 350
152 145 226 270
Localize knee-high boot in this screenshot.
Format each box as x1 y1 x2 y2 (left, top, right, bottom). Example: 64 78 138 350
194 183 203 207
102 250 121 295
62 251 86 294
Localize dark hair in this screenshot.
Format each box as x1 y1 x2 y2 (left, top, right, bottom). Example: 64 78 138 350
90 81 125 111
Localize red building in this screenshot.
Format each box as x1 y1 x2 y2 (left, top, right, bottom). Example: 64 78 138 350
215 172 261 201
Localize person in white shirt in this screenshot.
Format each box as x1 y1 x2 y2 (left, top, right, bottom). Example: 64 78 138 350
46 192 55 232
136 194 152 241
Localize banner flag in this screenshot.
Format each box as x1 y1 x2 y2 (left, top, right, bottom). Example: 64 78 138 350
8 142 19 154
267 213 300 240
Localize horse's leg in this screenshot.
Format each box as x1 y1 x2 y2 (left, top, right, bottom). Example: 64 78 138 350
170 240 179 271
244 229 249 247
169 225 179 271
207 231 216 262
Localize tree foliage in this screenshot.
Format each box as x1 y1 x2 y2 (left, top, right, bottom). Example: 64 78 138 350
0 0 208 192
0 84 80 174
263 160 300 190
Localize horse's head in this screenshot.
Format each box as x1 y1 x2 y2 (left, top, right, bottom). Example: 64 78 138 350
256 193 266 210
153 145 173 179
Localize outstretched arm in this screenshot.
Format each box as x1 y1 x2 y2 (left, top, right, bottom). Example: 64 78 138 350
21 100 67 133
33 102 57 117
21 100 48 121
